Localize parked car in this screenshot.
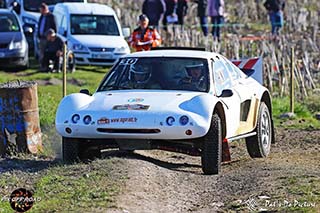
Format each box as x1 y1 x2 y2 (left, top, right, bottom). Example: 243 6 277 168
55 48 275 175
52 2 130 66
7 0 87 53
0 9 30 69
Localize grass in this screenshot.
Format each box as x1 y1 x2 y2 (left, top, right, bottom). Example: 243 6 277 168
0 159 124 212
272 96 320 129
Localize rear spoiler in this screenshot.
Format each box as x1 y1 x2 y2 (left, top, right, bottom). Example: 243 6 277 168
231 57 263 84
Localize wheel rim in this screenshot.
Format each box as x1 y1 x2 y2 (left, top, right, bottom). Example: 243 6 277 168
260 107 271 150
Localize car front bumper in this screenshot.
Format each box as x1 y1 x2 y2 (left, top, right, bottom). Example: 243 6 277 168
73 52 127 66
56 123 208 140
0 49 28 67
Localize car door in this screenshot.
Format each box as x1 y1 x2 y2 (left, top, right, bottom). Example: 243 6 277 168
211 57 241 138
222 57 259 135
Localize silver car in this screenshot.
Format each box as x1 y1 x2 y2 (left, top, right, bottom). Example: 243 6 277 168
0 9 29 69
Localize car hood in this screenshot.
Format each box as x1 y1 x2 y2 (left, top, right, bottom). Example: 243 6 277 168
71 35 128 48
0 32 23 44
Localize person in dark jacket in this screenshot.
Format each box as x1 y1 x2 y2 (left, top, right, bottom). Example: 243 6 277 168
264 0 285 37
195 0 208 36
42 29 64 72
163 0 177 31
142 0 166 28
37 3 57 71
176 0 188 27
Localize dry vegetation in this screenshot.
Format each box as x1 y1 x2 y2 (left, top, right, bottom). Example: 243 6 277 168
90 0 320 98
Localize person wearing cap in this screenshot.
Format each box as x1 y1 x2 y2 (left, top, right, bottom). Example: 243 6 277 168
37 3 57 71
42 29 64 72
128 14 162 52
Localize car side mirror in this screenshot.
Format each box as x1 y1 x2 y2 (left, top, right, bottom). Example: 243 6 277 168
23 26 33 35
122 27 130 38
80 89 91 95
218 89 233 98
12 2 21 14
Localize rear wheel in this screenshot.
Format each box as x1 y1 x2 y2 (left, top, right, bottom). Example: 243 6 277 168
201 113 222 175
246 102 272 158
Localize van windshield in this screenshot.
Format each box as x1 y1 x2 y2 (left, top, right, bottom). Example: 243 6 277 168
24 0 85 12
70 15 120 36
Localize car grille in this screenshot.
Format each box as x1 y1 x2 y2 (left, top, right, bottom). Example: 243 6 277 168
88 58 116 63
89 47 115 52
0 43 8 49
97 128 161 134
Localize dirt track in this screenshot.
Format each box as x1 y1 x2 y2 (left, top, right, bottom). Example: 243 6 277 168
106 129 320 212
1 128 319 212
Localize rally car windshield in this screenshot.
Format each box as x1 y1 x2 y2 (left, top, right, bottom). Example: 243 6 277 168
98 57 209 92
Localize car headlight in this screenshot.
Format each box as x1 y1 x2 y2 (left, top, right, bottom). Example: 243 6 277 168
83 115 92 125
179 115 189 126
71 114 80 124
166 116 175 126
72 43 87 51
9 41 24 50
22 16 37 25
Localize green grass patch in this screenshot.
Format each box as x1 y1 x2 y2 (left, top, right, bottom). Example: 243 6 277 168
0 159 123 212
272 96 320 129
0 64 107 126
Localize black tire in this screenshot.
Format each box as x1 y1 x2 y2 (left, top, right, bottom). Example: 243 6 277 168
246 102 272 158
62 137 80 163
63 137 101 162
201 113 222 175
81 147 101 160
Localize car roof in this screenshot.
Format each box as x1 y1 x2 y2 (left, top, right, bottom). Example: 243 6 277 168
55 3 115 15
126 50 218 59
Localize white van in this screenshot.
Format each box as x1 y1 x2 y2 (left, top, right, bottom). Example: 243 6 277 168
53 3 130 66
7 0 87 50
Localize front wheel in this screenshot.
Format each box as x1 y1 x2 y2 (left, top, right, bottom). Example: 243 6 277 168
201 113 222 175
62 137 80 163
246 102 272 158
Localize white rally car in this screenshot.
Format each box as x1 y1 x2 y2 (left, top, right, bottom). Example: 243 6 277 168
56 48 275 175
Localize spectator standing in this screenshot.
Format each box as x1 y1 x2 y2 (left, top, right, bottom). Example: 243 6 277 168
43 29 64 72
37 3 57 71
263 0 285 38
195 0 208 36
128 14 162 52
208 0 224 42
176 0 188 27
163 0 178 31
142 0 166 28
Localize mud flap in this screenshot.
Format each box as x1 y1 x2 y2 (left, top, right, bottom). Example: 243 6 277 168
222 138 231 162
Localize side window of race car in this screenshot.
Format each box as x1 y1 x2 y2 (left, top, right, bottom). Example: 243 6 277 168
222 57 242 81
212 59 232 96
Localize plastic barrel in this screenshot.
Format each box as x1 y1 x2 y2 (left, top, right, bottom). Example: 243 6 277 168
0 80 42 155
